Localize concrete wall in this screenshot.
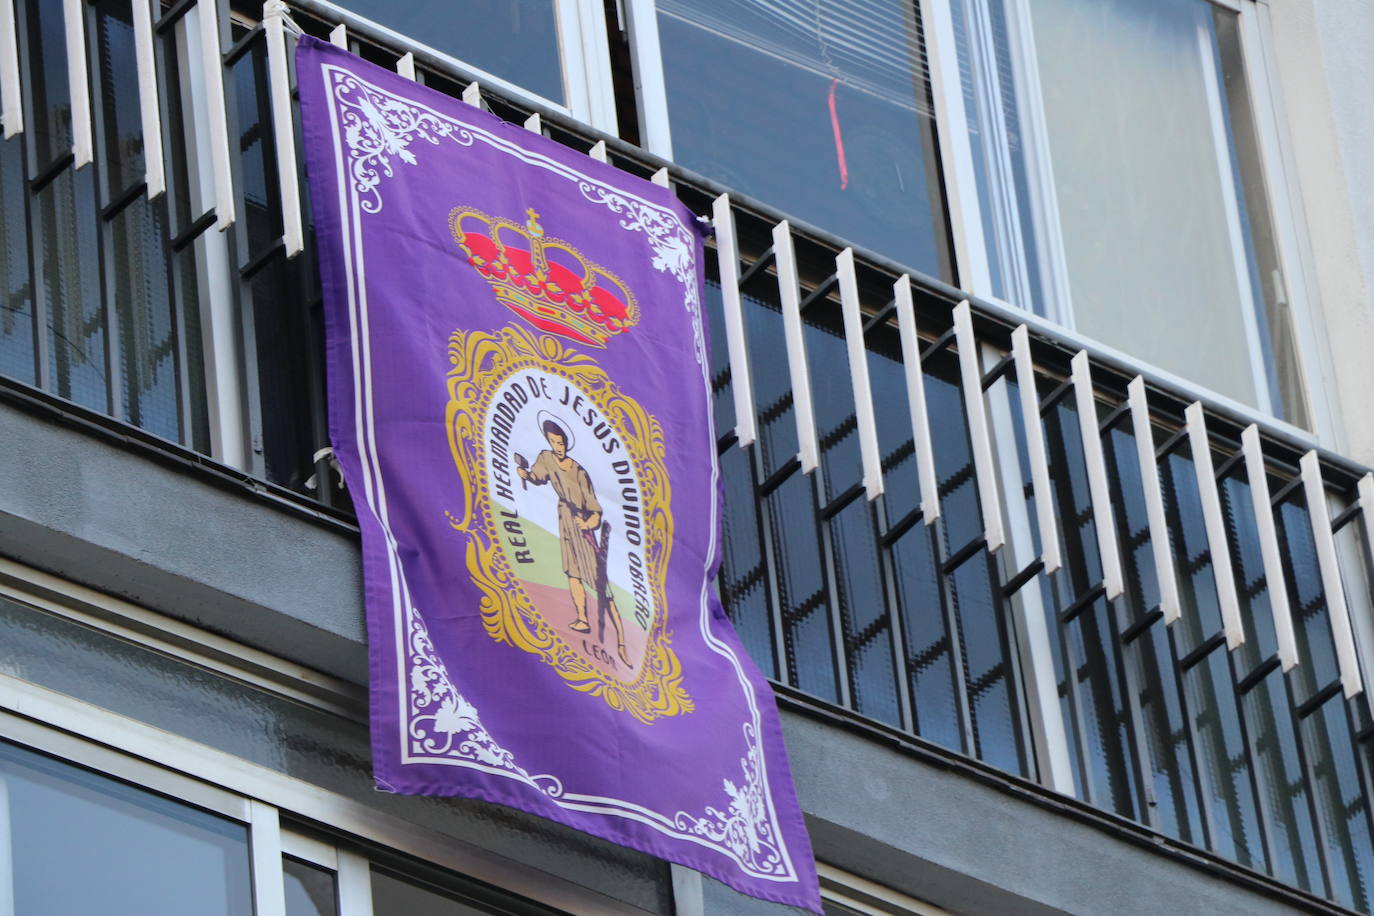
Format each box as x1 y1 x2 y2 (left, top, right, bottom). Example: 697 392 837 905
0 397 1343 914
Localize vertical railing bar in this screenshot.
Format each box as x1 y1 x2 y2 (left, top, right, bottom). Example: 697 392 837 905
198 0 235 228
984 343 1076 793
837 248 883 500
1281 663 1337 896
131 0 166 197
894 276 940 523
815 469 853 711
1127 378 1182 624
1012 326 1060 573
953 301 1003 551
712 194 756 448
0 0 21 137
1241 425 1298 670
773 220 819 474
89 27 121 419
1185 402 1245 649
1225 647 1280 874
1300 452 1363 698
873 496 917 734
263 1 302 257
1070 352 1122 598
62 0 94 167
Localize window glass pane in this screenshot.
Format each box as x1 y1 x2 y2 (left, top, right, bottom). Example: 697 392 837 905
1303 697 1374 912
332 0 564 105
0 741 253 916
37 167 106 412
94 0 146 201
955 0 1306 422
1128 623 1204 845
1184 647 1265 870
1040 0 1246 390
830 496 899 726
766 470 839 701
893 524 963 754
658 0 953 279
111 194 181 442
285 856 339 916
949 552 1026 776
22 0 73 170
1245 669 1324 895
717 443 777 679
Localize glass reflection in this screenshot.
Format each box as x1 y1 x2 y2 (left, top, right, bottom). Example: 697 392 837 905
658 0 952 278
0 741 253 916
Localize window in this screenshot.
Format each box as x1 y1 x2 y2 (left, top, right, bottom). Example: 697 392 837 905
0 741 254 915
949 0 1310 426
653 0 955 280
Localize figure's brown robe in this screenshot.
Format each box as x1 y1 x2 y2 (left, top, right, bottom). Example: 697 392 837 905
528 449 601 583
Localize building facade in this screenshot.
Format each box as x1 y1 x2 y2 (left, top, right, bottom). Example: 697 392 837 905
3 0 1374 913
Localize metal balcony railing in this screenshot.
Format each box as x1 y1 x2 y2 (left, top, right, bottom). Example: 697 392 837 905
3 0 1374 911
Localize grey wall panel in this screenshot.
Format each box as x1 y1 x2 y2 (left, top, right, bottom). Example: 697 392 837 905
0 401 369 680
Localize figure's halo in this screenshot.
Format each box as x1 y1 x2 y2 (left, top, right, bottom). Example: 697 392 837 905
536 409 576 451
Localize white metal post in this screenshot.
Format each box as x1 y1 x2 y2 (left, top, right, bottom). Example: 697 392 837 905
1240 425 1297 669
131 0 166 197
1070 352 1122 598
953 302 1004 551
1185 403 1245 649
1011 326 1060 573
1301 452 1363 697
712 194 756 448
263 1 303 257
0 0 21 137
197 0 235 229
837 248 883 500
773 221 819 474
894 277 941 523
61 0 93 168
1126 378 1182 624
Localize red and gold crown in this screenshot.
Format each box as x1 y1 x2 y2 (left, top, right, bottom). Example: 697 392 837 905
449 206 639 348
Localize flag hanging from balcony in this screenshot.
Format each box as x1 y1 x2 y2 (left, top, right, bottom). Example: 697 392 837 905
296 37 819 911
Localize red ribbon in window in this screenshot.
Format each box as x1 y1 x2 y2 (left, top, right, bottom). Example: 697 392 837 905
828 78 849 191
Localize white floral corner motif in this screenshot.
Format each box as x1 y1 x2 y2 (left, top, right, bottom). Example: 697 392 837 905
673 723 793 878
407 608 563 796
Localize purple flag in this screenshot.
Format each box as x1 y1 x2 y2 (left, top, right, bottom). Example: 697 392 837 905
297 37 820 911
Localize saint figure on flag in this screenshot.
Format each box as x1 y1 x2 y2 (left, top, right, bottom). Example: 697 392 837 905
518 416 632 668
